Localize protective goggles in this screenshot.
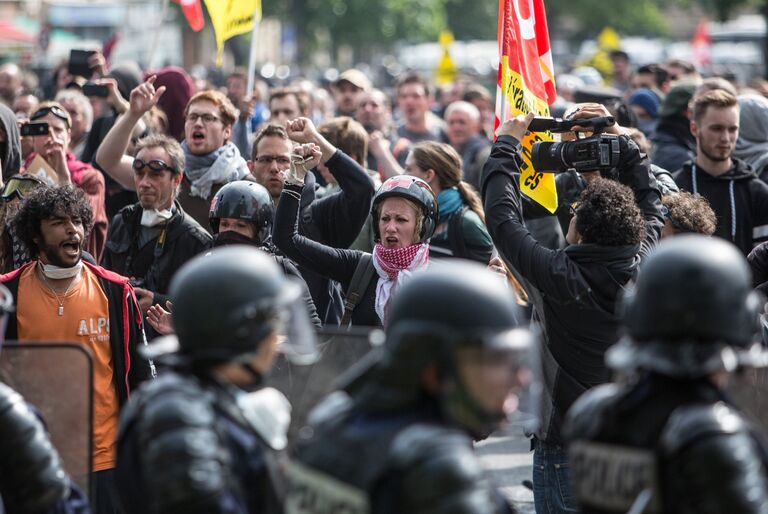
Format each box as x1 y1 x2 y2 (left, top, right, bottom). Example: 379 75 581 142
132 158 178 174
2 175 43 202
661 204 690 233
30 106 71 127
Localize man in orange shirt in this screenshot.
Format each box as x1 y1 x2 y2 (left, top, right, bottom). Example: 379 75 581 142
0 184 152 513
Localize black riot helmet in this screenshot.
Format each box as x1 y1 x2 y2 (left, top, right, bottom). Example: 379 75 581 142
209 181 274 244
345 261 539 439
144 246 316 368
371 175 439 242
609 235 766 377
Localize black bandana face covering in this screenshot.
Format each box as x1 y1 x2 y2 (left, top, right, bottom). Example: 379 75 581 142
213 230 258 248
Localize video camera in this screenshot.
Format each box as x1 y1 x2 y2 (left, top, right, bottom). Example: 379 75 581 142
529 115 620 175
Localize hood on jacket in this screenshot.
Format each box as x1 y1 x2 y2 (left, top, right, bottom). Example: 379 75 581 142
682 157 757 183
735 94 768 175
147 66 194 142
0 103 22 181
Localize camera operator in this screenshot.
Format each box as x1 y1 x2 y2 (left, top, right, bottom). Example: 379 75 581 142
481 105 664 514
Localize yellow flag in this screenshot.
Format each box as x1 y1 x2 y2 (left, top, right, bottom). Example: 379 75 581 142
435 30 457 86
203 0 262 65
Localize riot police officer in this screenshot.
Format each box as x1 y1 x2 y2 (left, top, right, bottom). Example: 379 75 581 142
285 261 538 514
564 235 768 513
0 284 89 513
115 246 318 514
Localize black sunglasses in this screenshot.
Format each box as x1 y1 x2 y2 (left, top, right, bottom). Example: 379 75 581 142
30 106 71 127
132 158 177 174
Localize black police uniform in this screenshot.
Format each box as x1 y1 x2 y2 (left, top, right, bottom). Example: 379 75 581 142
285 261 530 514
565 377 768 513
116 373 286 514
563 235 768 514
115 246 314 514
288 396 513 514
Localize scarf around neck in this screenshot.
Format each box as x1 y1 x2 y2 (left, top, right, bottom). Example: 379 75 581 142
181 141 249 199
437 187 463 224
372 242 429 325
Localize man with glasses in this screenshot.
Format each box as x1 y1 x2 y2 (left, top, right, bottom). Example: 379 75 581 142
250 119 375 324
25 101 108 262
100 134 212 331
96 76 253 229
95 81 212 326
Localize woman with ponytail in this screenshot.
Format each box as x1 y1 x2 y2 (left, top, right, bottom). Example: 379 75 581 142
405 141 493 263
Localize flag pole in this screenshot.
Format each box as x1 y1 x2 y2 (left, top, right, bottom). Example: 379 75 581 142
147 0 172 71
246 12 261 96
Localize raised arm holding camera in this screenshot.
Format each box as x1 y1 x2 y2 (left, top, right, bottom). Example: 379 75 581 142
481 104 664 514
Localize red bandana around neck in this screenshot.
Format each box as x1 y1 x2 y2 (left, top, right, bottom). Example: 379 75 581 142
373 243 427 280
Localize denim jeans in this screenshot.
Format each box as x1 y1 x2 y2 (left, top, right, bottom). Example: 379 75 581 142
532 437 578 514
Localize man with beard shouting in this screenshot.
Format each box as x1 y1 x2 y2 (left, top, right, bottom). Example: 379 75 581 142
0 184 153 513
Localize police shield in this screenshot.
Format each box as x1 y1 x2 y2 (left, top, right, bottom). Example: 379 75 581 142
0 342 93 495
268 327 381 442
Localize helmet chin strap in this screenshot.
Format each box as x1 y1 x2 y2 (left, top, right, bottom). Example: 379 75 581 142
441 373 507 440
238 361 264 393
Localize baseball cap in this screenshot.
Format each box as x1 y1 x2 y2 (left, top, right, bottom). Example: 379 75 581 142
335 69 371 91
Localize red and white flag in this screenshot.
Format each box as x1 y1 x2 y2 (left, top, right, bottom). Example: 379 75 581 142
495 0 558 212
691 18 711 68
174 0 205 32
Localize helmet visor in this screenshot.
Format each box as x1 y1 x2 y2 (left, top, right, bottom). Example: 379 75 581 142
455 329 541 434
273 278 319 365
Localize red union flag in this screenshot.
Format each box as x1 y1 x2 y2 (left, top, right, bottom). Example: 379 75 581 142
495 0 558 212
173 0 205 32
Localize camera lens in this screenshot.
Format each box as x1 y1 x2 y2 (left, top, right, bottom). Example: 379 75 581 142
531 141 567 172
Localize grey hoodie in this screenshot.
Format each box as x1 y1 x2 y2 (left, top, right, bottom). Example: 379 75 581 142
0 103 21 181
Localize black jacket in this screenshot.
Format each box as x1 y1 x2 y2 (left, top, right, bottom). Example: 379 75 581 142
564 374 768 513
674 158 768 255
274 183 379 327
1 261 153 407
293 150 376 325
482 135 663 444
101 201 212 308
291 395 513 514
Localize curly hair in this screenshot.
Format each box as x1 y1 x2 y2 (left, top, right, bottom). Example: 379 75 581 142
575 179 645 246
662 192 716 236
12 185 93 256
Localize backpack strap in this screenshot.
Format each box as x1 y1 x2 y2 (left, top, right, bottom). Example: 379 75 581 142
447 206 469 259
341 253 376 326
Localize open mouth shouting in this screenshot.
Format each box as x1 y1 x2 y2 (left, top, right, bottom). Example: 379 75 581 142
61 239 82 258
190 130 206 145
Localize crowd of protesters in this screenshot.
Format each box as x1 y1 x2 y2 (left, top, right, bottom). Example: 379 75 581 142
2 47 768 513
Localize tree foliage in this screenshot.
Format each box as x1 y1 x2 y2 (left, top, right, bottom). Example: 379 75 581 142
259 0 767 64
